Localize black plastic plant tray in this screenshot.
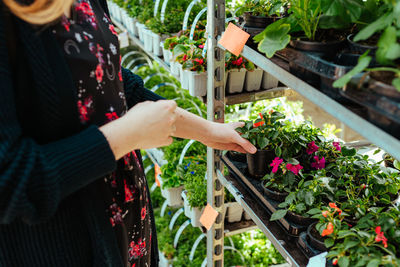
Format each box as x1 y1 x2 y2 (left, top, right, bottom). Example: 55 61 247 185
222 155 307 236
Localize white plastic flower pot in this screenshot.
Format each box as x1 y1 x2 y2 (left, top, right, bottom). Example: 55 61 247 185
131 18 138 37
162 46 172 65
114 5 122 22
143 29 153 52
226 68 246 94
170 61 180 78
159 176 183 207
179 66 190 90
225 202 244 223
152 33 168 57
136 22 144 41
189 71 207 97
262 71 279 90
159 251 172 267
182 191 204 227
244 68 263 92
244 211 252 221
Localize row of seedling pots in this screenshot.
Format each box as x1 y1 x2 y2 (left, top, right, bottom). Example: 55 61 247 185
181 191 247 227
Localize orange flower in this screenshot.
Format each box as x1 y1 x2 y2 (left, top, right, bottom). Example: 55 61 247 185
333 259 338 265
375 226 388 248
329 202 342 215
322 211 329 218
253 113 265 128
321 222 334 236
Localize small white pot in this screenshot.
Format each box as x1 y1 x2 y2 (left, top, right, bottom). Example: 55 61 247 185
159 176 183 207
114 5 122 22
243 211 252 221
162 46 172 65
136 22 144 41
244 68 263 92
226 68 246 94
225 202 244 223
262 71 279 90
180 68 190 90
143 29 153 52
151 32 168 57
170 61 180 78
189 71 207 97
182 191 204 227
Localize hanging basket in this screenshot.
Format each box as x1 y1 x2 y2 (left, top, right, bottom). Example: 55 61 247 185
262 71 279 90
188 71 207 97
159 176 184 207
182 191 204 227
226 68 247 94
225 202 244 223
244 68 263 92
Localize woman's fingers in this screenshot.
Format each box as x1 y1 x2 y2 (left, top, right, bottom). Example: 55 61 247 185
232 131 257 154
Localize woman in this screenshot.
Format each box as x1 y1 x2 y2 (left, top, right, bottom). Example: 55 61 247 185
0 0 256 266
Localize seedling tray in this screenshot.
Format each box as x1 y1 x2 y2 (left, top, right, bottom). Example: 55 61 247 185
221 155 307 236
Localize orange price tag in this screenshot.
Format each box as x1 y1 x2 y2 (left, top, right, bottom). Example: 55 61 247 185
199 204 219 231
218 23 250 57
155 164 161 187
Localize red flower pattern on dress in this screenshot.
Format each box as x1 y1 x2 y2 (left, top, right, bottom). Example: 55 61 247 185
105 111 119 121
95 64 104 83
109 24 118 36
77 96 93 123
141 207 146 220
124 180 135 203
75 1 97 28
61 16 71 32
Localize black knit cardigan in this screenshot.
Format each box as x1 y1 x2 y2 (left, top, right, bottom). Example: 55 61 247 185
0 0 162 266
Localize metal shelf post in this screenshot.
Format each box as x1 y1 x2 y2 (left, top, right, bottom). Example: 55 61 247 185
206 0 226 266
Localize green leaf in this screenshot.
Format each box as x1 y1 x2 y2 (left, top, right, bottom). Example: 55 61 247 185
354 13 392 42
285 192 296 204
287 158 300 165
393 78 400 92
270 209 288 221
304 191 315 206
341 146 357 157
256 23 291 58
333 53 372 88
344 240 360 250
376 26 400 65
338 256 350 267
324 238 334 248
366 259 380 267
394 159 400 170
275 146 282 157
307 208 322 215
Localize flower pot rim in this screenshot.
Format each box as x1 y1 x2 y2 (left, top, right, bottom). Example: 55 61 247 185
347 34 378 50
290 38 345 46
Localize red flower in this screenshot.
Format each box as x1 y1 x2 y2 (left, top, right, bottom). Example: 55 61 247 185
95 64 104 83
333 259 338 265
286 163 303 175
124 180 134 203
75 2 94 16
194 58 204 65
329 202 342 215
141 207 146 220
322 211 329 218
270 157 283 173
182 54 188 61
253 113 265 127
61 16 71 32
110 217 115 227
306 141 319 154
375 226 388 248
105 112 119 121
198 44 204 49
321 222 334 236
109 24 118 36
333 142 341 152
311 156 325 170
132 264 136 267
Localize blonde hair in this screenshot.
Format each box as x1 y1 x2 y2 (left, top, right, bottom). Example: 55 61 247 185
3 0 75 25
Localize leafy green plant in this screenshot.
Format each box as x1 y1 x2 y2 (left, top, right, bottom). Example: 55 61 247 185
183 162 207 208
236 0 287 17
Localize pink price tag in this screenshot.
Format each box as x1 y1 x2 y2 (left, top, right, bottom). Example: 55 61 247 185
218 23 250 56
200 204 219 231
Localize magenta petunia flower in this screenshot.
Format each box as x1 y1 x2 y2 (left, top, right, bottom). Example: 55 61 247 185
270 157 283 173
286 163 304 175
306 141 319 154
333 142 341 152
311 156 326 170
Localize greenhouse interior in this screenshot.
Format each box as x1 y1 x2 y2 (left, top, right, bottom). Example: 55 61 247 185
62 0 400 266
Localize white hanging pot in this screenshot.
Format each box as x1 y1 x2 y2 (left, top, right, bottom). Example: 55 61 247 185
226 68 246 94
225 202 244 223
180 66 190 90
182 191 204 227
136 22 144 41
143 29 153 52
244 68 263 92
262 71 279 90
159 176 184 207
152 33 167 57
188 71 207 97
170 61 180 78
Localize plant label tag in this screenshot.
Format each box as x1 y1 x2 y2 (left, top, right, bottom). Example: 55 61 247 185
306 252 327 267
155 164 162 187
119 31 129 48
199 204 219 231
218 23 250 57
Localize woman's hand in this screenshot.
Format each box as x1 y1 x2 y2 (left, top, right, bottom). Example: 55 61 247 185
200 122 256 154
100 100 177 160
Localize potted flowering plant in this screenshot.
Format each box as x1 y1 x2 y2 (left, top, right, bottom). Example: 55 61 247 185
225 52 248 94
181 44 207 96
236 111 286 178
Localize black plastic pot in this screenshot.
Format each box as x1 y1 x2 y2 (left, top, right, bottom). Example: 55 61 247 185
243 26 264 50
368 78 400 101
307 222 327 252
227 151 247 163
383 153 394 168
286 211 317 226
246 149 275 179
347 34 377 55
243 12 280 28
262 181 289 202
290 38 346 55
289 61 320 88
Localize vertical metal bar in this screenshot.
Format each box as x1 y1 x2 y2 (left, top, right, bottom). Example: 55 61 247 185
206 0 225 266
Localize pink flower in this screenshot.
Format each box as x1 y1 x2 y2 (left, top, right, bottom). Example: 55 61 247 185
311 156 325 170
270 157 283 173
194 58 204 65
375 226 388 248
182 54 188 61
333 142 341 152
198 44 204 49
286 163 303 175
306 141 319 154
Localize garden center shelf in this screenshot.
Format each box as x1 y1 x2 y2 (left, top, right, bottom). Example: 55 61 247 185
225 87 294 105
216 160 308 267
224 220 257 237
236 44 400 161
112 19 171 73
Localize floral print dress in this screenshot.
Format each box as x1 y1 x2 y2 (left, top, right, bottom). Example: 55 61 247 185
51 1 152 266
